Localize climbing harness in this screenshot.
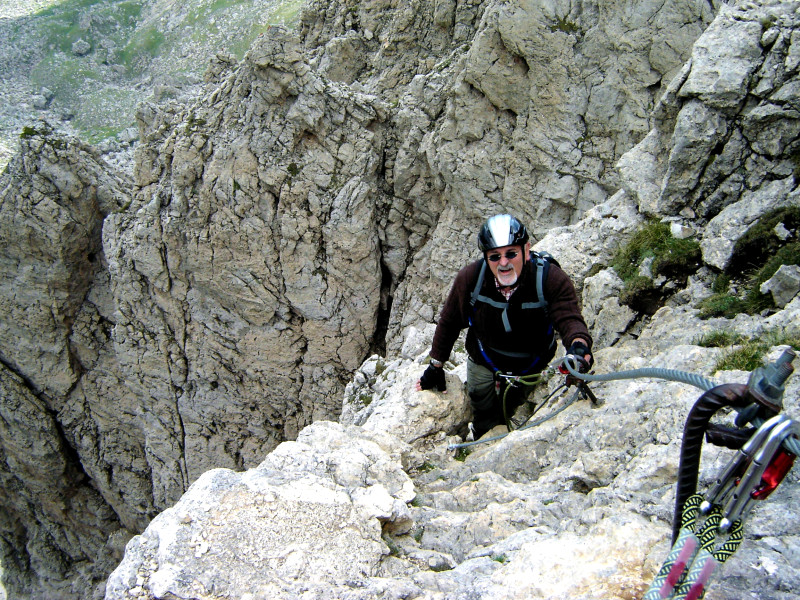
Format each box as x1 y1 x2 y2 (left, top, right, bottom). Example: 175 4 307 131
447 354 597 451
449 349 712 452
496 371 544 430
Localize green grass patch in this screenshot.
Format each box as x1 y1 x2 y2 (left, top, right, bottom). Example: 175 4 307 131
30 55 103 97
753 242 800 288
491 554 509 564
19 0 311 146
697 294 749 320
271 0 306 26
695 330 747 348
382 533 402 557
611 220 701 313
70 87 139 139
728 207 800 274
117 26 166 73
82 125 127 144
697 207 799 320
711 273 730 294
618 275 655 307
34 0 145 54
713 329 800 372
612 221 701 282
550 16 580 34
182 0 239 27
20 125 43 139
413 527 424 542
454 447 471 462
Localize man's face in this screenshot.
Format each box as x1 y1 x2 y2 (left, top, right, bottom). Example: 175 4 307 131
486 242 528 287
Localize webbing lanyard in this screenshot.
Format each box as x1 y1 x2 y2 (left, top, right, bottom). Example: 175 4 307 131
494 372 544 429
645 415 798 599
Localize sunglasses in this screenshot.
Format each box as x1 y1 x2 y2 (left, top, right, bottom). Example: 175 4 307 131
486 250 520 262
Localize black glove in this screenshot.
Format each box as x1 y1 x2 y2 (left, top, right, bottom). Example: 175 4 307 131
567 341 593 371
419 362 446 391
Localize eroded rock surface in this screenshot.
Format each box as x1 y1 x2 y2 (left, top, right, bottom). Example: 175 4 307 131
2 0 800 598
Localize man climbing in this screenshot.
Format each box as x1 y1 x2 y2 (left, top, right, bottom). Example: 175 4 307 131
416 213 593 439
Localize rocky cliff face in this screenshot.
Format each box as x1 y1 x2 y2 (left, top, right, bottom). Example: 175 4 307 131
1 0 799 599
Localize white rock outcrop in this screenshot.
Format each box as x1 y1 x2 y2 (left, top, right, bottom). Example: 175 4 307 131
761 264 800 307
105 422 415 600
105 303 800 599
1 0 800 599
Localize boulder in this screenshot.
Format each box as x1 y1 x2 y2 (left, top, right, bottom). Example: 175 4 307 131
761 264 800 308
72 39 91 56
105 422 416 600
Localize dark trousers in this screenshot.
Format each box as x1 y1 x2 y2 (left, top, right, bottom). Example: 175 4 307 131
466 358 534 438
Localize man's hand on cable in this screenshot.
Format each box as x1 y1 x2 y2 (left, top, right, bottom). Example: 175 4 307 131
416 360 447 392
567 339 593 372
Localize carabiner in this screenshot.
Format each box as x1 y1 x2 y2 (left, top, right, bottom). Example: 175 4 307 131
700 414 788 514
719 418 800 532
558 354 588 376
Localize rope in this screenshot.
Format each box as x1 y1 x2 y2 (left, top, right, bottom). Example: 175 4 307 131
500 372 544 430
644 495 745 600
449 353 798 456
644 495 703 600
450 357 719 452
559 356 716 392
670 515 743 600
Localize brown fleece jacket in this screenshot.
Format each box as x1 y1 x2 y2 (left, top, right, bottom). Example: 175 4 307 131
430 256 591 373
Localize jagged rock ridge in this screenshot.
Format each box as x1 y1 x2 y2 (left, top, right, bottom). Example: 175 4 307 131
0 0 799 598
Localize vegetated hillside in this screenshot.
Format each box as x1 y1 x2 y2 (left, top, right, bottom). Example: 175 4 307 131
0 0 305 168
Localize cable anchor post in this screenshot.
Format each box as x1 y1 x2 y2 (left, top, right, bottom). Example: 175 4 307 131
743 348 796 417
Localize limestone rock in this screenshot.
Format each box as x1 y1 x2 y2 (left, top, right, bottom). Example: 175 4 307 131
0 122 135 600
581 268 637 349
105 422 415 600
3 1 800 598
619 0 800 219
534 190 645 291
700 178 799 270
104 301 800 600
103 27 390 496
761 264 800 308
341 354 471 444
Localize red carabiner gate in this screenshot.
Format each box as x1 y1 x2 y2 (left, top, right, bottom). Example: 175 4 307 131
752 448 796 500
